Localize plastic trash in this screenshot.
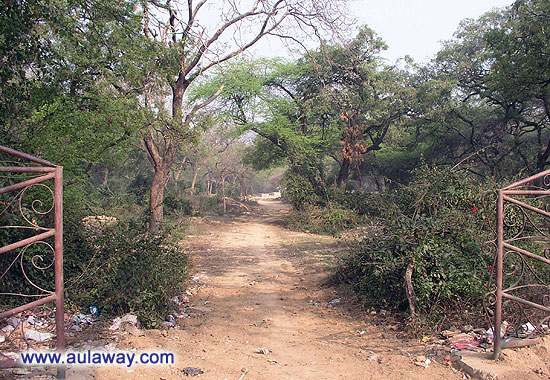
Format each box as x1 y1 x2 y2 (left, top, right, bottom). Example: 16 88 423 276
255 347 270 355
109 314 139 331
24 330 54 342
6 317 20 328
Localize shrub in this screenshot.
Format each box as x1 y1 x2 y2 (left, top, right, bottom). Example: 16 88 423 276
286 203 359 235
333 166 495 325
197 194 220 213
164 193 193 216
281 170 324 209
67 221 189 328
335 215 490 315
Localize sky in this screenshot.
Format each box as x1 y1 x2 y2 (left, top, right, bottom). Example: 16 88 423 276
348 0 515 63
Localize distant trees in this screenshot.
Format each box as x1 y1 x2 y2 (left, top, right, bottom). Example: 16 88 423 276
298 26 414 188
199 27 413 207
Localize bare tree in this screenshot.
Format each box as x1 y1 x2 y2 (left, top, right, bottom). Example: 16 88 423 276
139 0 349 231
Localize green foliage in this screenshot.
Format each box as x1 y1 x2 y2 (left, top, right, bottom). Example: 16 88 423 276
164 193 193 216
68 221 189 328
281 170 324 209
287 204 359 235
333 166 494 324
197 194 220 213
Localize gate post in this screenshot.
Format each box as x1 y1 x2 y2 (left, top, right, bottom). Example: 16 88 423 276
493 189 504 359
54 166 65 379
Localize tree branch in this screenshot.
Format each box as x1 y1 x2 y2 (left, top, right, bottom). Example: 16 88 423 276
183 84 225 125
144 129 162 169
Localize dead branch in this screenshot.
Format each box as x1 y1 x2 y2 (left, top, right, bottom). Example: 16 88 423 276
224 197 250 211
404 262 417 320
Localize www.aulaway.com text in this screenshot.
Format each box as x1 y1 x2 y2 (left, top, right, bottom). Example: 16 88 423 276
19 350 174 368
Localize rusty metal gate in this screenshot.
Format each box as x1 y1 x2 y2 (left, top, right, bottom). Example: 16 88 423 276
0 146 65 377
485 170 550 358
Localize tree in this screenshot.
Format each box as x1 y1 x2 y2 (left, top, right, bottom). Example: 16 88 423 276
297 26 414 188
1 0 146 203
429 0 550 176
138 0 349 231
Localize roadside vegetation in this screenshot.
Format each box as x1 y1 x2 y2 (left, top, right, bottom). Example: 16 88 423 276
1 0 548 329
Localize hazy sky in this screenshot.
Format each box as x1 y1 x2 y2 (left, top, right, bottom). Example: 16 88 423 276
349 0 514 63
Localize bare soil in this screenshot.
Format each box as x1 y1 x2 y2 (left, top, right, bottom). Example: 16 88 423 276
95 199 464 380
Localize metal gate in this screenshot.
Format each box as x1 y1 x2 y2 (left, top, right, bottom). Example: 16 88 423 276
485 170 550 358
0 146 65 377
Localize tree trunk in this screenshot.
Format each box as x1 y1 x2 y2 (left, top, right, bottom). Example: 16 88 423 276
221 175 226 214
174 156 186 182
336 157 351 189
145 83 187 232
404 262 417 320
149 164 171 232
190 165 200 192
101 166 109 186
356 165 363 189
144 130 177 232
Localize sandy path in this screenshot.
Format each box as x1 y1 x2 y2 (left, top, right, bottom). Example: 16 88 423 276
95 199 462 380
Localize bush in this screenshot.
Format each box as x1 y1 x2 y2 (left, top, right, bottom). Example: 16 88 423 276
333 166 495 325
164 193 193 216
281 170 324 209
67 221 189 328
286 203 359 235
335 215 490 316
197 194 220 213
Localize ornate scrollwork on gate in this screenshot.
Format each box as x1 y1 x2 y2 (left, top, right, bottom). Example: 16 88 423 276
484 170 550 358
0 146 65 376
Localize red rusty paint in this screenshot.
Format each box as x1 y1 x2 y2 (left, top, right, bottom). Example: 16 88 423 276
0 146 65 378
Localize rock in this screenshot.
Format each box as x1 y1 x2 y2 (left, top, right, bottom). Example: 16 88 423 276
125 324 145 337
329 298 341 305
182 367 204 376
2 325 15 334
368 354 379 361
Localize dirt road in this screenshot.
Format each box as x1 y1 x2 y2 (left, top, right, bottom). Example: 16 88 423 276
96 199 463 380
